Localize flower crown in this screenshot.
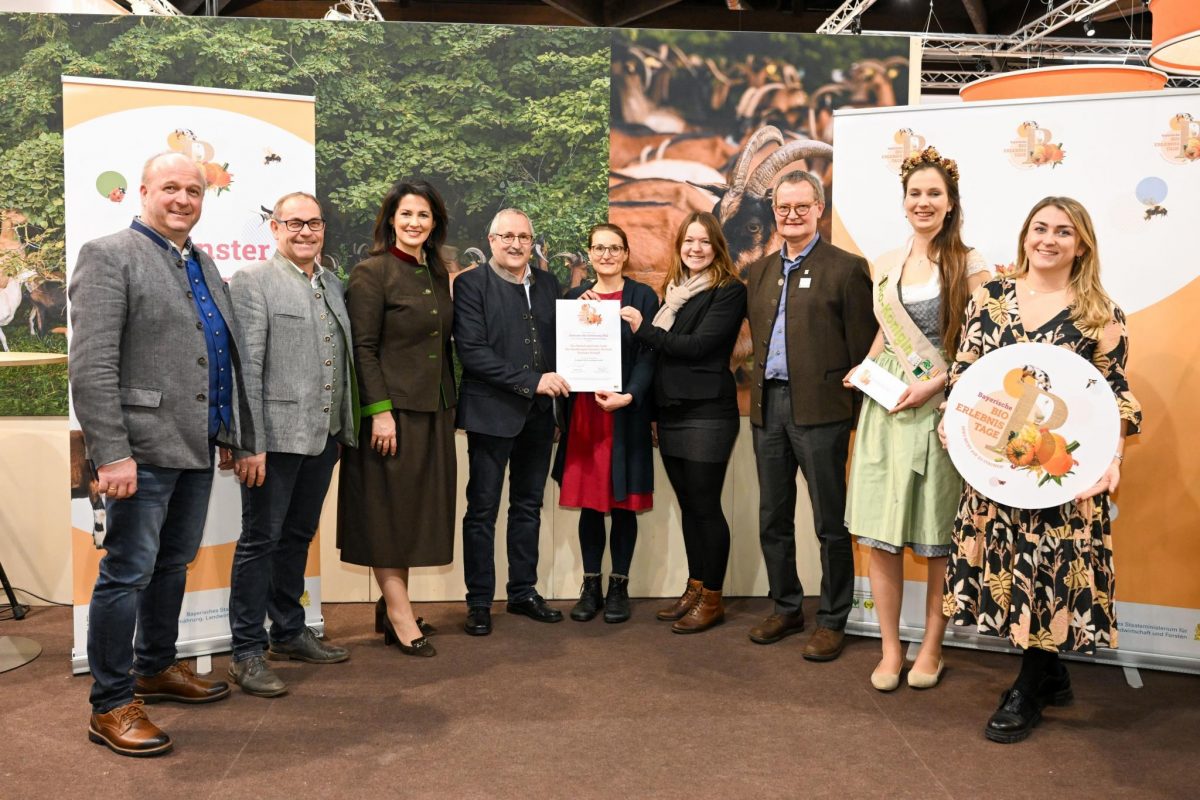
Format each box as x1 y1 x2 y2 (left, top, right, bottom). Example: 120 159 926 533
900 146 960 184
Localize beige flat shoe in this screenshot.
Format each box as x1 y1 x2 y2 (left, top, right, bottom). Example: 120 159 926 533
907 658 944 689
871 667 902 692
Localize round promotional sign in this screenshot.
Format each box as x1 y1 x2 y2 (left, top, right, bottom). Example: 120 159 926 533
944 342 1120 510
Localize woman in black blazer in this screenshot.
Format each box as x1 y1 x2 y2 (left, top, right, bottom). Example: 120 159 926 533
553 223 659 624
620 211 747 634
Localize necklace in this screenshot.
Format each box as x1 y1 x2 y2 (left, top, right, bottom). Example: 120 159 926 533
1024 283 1069 296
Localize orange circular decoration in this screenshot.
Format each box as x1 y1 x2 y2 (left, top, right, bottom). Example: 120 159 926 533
1150 0 1200 76
959 65 1168 102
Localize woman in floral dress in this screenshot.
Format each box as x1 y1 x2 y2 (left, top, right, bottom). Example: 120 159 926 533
940 196 1141 743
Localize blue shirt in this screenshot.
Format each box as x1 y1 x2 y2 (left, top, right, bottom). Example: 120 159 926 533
130 219 233 438
764 233 820 382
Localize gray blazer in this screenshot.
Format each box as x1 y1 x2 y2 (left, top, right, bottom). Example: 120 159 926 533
229 251 357 456
68 225 254 470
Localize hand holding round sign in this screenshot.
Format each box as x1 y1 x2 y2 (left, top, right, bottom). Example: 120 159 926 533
944 342 1120 509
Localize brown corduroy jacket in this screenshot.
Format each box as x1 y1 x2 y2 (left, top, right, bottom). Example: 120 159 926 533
745 238 877 427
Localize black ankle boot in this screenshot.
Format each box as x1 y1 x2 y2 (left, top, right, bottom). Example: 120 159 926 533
603 575 631 623
985 688 1042 743
1039 662 1073 706
570 574 604 622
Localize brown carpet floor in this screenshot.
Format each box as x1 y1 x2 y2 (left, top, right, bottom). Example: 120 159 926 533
2 600 1197 799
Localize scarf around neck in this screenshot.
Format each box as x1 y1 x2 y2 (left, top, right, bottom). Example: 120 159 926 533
651 270 714 331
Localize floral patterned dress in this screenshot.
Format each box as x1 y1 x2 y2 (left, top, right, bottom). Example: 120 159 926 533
943 278 1142 654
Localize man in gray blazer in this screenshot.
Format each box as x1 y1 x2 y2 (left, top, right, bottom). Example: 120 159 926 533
71 151 252 757
224 192 357 697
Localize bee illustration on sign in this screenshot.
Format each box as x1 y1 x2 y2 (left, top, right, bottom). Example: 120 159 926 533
1136 176 1169 222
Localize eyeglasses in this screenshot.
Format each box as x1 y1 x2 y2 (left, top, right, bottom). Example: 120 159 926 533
492 233 533 245
589 244 626 256
275 217 326 232
773 204 816 218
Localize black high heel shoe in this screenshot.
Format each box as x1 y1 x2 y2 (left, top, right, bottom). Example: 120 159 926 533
381 616 437 658
375 597 436 636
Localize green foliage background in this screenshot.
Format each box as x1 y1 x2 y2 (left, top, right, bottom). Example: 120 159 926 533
0 13 610 415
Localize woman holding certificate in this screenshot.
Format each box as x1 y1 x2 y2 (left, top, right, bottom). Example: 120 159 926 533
338 179 456 658
620 212 747 634
844 148 990 691
553 224 659 624
940 197 1141 743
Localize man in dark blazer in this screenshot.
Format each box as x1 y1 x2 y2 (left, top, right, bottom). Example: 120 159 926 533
453 208 568 635
224 192 357 698
70 152 253 757
745 170 877 661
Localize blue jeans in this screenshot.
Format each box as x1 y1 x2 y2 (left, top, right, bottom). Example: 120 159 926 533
88 455 214 714
462 407 555 608
228 437 339 661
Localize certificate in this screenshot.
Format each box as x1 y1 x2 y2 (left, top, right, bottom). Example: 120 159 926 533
850 357 907 411
556 299 622 393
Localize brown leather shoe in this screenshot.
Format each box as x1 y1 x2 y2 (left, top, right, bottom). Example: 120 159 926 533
656 578 703 621
748 611 806 644
88 700 172 757
672 588 724 634
134 660 232 704
802 626 846 662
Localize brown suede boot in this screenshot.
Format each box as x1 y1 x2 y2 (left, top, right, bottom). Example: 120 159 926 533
656 578 703 621
671 588 724 634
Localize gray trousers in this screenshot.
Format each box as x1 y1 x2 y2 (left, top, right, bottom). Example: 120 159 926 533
752 382 854 629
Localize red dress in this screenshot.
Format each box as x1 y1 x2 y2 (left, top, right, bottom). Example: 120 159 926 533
558 290 653 513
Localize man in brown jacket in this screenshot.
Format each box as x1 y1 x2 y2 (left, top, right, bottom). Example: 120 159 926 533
745 170 877 661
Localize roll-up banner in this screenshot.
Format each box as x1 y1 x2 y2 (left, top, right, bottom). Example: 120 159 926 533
64 77 318 673
834 90 1200 674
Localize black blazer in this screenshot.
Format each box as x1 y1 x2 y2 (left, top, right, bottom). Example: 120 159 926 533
552 279 659 501
453 263 561 438
636 280 747 410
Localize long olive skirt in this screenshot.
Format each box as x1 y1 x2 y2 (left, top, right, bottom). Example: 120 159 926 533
337 406 456 568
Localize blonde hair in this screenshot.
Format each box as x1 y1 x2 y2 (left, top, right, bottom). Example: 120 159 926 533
662 212 740 291
1013 196 1114 335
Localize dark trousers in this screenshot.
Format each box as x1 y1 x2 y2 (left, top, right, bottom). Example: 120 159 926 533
228 436 339 661
462 407 555 607
752 382 854 628
579 508 637 576
660 453 732 591
88 454 214 714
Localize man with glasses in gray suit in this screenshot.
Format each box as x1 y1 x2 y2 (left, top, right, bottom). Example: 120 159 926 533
71 151 254 757
223 192 358 698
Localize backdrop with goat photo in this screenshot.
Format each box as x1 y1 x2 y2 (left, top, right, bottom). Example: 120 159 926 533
606 29 912 410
